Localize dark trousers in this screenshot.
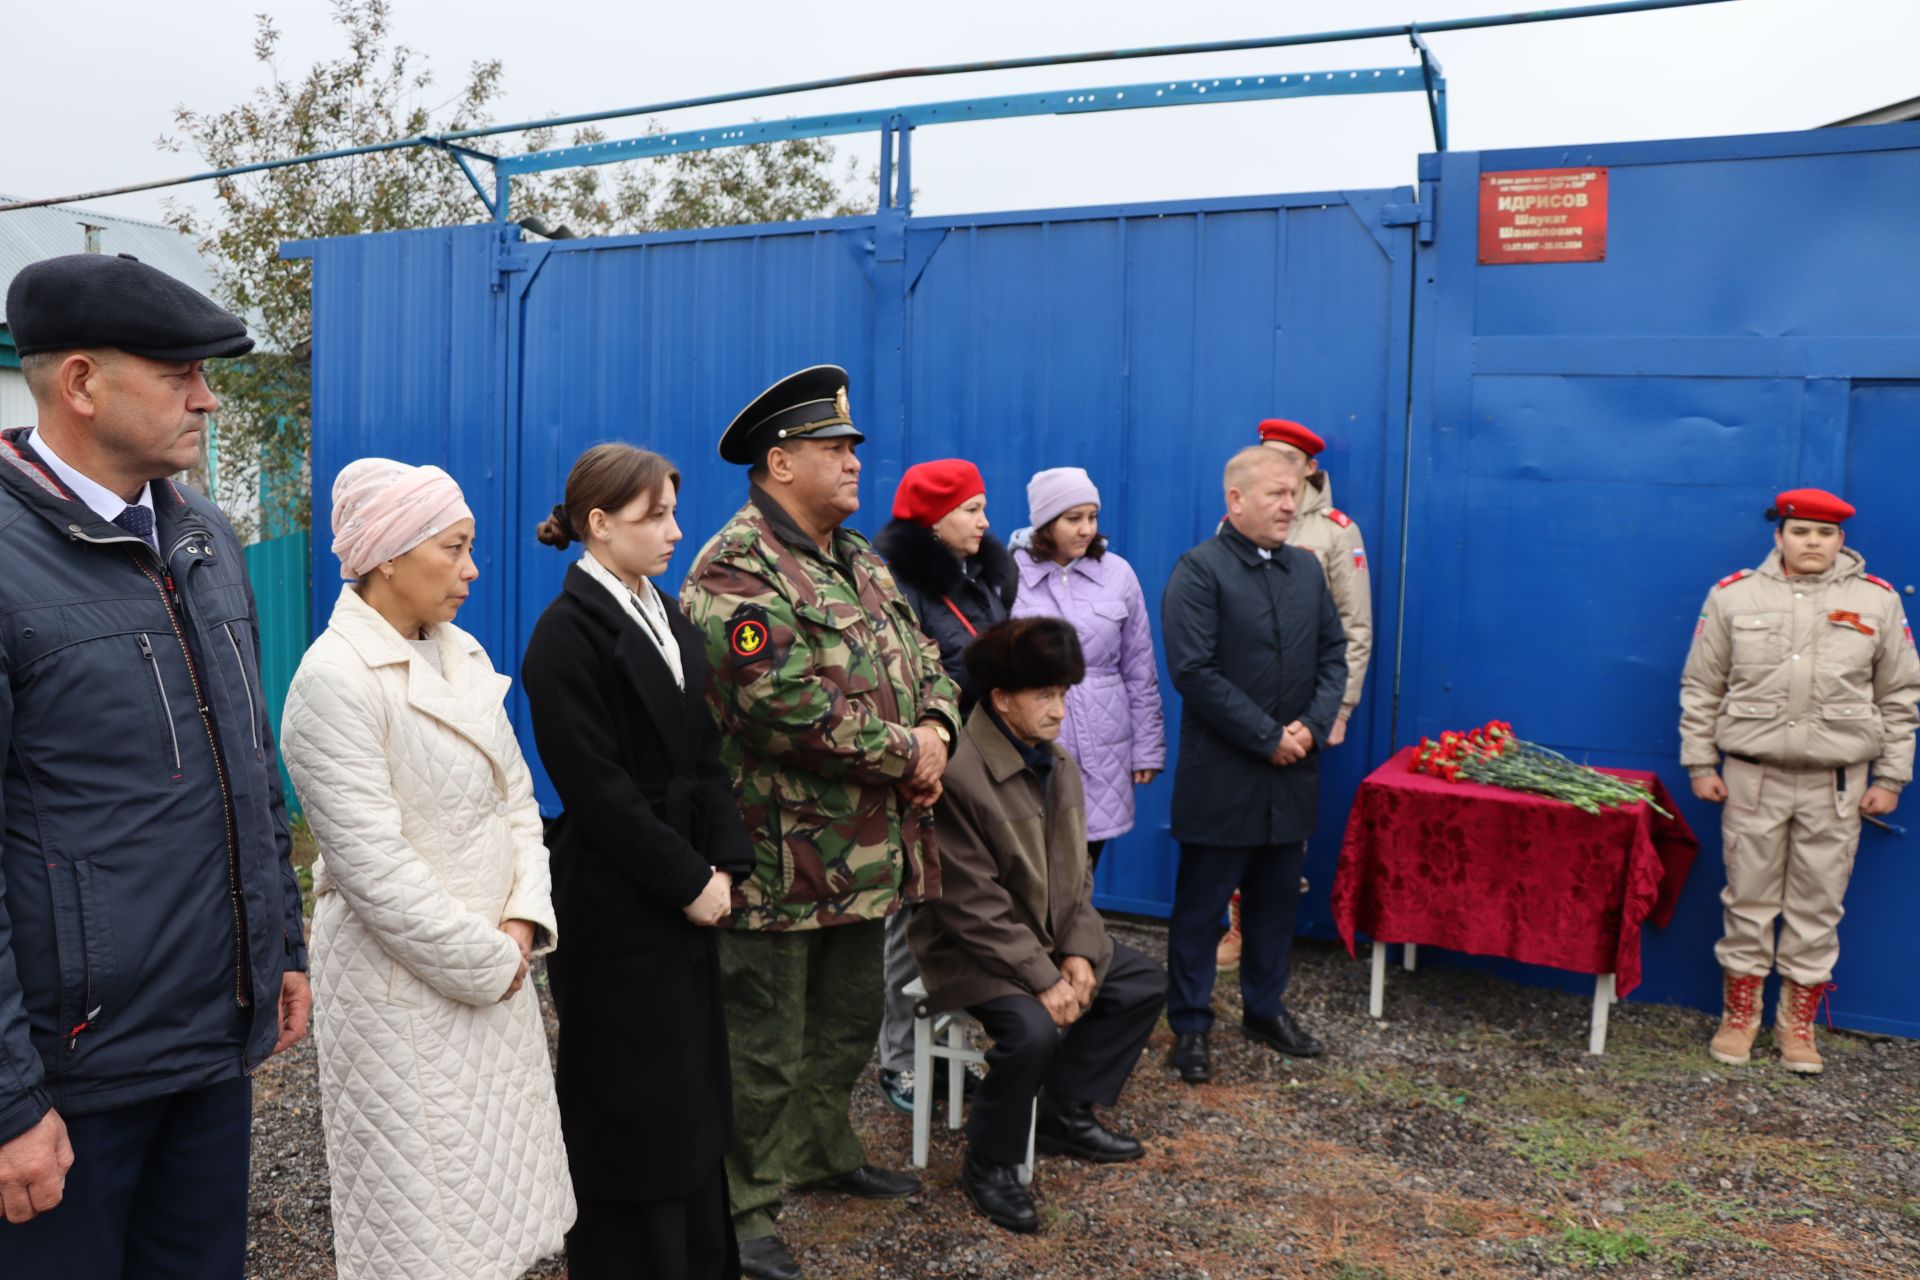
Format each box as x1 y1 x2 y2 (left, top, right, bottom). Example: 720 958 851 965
717 920 884 1241
1087 839 1107 872
567 1160 742 1280
0 1077 251 1279
1168 841 1307 1033
964 943 1166 1165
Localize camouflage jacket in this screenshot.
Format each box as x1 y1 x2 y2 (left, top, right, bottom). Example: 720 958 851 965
683 487 962 931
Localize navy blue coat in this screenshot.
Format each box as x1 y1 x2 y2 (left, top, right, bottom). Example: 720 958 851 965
0 428 306 1144
1162 523 1347 847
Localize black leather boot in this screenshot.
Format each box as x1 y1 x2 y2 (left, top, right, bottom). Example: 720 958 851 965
1242 1008 1324 1058
739 1235 804 1280
1035 1094 1144 1162
961 1150 1039 1234
1169 1030 1212 1083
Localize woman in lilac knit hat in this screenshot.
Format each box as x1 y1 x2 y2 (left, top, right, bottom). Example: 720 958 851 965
1011 467 1165 868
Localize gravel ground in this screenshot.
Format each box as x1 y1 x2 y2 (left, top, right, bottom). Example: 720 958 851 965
246 920 1920 1279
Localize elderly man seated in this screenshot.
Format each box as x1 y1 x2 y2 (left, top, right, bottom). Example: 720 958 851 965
909 617 1167 1234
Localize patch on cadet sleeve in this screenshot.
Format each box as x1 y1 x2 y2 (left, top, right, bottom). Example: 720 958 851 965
1351 547 1368 572
725 605 778 667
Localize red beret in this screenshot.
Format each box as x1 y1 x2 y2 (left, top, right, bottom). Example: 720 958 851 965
1257 418 1325 456
893 459 985 527
1773 488 1854 524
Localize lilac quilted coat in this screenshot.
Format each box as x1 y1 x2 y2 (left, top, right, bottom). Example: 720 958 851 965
1012 548 1166 840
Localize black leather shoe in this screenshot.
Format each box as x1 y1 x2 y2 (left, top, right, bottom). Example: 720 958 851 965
1169 1031 1212 1083
824 1164 921 1199
961 1151 1039 1234
739 1235 804 1280
1243 1008 1325 1058
1035 1095 1144 1163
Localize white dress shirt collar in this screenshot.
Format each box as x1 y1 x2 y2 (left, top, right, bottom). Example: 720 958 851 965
579 551 685 690
27 426 157 551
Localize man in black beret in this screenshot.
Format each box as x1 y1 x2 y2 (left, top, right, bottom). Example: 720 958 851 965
0 254 308 1277
907 618 1166 1235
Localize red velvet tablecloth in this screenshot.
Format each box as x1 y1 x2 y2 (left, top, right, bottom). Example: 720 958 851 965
1331 747 1699 997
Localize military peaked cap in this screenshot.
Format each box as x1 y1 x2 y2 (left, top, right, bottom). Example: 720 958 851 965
6 253 253 362
718 364 863 465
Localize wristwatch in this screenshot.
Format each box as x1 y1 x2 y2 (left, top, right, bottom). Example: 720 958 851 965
924 719 953 747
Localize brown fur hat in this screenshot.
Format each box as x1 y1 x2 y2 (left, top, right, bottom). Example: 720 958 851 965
964 617 1086 695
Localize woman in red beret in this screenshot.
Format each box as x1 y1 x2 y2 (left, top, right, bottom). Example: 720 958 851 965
872 458 1018 1112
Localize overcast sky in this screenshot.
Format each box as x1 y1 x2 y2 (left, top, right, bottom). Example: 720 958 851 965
4 0 1915 231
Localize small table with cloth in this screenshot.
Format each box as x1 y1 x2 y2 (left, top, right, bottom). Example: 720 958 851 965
1331 746 1698 1053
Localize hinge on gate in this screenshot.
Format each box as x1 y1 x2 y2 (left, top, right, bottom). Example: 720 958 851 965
491 240 531 292
1380 202 1435 245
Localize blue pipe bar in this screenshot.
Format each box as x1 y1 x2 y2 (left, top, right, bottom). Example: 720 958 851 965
0 0 1744 215
495 64 1435 178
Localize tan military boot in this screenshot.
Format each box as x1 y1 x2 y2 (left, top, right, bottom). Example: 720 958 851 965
1708 970 1767 1065
1215 892 1243 970
1775 978 1832 1074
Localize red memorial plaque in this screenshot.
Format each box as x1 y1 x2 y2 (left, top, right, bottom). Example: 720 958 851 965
1478 167 1608 265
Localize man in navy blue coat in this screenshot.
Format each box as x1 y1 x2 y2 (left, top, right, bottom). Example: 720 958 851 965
1161 445 1345 1084
0 255 309 1276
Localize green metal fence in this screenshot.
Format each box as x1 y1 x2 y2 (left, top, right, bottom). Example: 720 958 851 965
244 530 311 815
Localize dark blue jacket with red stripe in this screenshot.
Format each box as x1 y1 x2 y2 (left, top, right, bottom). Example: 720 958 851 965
0 427 307 1143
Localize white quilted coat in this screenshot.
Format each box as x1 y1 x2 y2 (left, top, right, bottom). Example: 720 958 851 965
281 587 575 1280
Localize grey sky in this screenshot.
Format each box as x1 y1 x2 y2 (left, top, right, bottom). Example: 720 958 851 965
5 0 1914 230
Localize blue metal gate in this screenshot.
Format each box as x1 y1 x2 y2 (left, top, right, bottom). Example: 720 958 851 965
289 119 1920 1035
290 188 1416 922
1403 122 1920 1035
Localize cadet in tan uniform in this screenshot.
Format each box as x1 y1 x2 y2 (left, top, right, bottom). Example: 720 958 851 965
1680 488 1920 1073
1216 418 1373 968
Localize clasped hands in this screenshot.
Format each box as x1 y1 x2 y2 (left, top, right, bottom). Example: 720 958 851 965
900 723 950 810
1039 955 1099 1028
1269 720 1315 767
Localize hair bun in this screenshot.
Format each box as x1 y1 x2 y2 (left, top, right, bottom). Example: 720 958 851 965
535 503 577 549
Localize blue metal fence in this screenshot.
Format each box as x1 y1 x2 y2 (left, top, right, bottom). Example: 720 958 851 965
288 119 1920 1035
1404 122 1920 1036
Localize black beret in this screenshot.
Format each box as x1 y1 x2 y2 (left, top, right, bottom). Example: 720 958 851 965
965 617 1087 696
6 253 253 362
718 363 863 466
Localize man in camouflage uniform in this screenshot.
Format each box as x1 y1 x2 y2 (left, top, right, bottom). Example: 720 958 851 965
1681 488 1919 1074
683 365 961 1280
1215 417 1374 968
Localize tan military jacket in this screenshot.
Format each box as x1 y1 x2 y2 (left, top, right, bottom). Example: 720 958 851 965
1287 470 1372 717
1679 547 1920 791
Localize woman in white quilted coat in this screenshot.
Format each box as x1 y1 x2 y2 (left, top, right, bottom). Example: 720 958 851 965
281 458 575 1280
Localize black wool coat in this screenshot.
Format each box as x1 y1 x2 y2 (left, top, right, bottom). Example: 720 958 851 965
874 519 1018 712
521 563 753 1202
1161 523 1348 848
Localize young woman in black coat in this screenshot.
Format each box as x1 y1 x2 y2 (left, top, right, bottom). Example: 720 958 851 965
870 458 1018 1112
521 444 751 1280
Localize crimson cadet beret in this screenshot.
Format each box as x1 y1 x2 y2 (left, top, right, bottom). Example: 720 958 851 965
5 253 253 362
1257 418 1325 456
1771 488 1854 524
892 459 985 527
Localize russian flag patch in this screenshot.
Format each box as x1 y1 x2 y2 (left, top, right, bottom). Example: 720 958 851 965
1352 548 1368 572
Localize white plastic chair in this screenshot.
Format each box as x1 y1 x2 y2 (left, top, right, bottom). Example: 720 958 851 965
903 976 1034 1185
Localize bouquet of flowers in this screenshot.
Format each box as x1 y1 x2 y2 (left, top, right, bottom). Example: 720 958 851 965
1410 721 1670 817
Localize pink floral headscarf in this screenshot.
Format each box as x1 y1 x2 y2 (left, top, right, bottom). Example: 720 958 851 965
329 458 474 581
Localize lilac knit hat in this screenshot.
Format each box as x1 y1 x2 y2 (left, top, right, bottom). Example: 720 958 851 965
1027 467 1101 529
